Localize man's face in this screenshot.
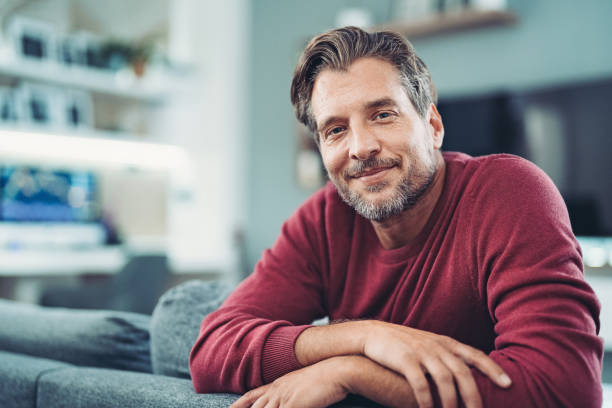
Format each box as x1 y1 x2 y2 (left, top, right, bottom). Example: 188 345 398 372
310 57 444 222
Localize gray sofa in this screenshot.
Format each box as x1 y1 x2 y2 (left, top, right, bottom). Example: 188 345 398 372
0 280 378 408
0 280 239 408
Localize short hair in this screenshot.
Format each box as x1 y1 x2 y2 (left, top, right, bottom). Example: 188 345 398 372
290 26 437 144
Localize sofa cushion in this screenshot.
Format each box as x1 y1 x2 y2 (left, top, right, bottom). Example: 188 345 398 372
0 299 152 372
150 280 232 378
0 351 70 408
37 365 239 408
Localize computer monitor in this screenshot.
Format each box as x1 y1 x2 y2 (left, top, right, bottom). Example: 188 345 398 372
0 166 99 223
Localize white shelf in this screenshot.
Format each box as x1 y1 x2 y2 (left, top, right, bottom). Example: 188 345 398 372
0 54 184 103
0 126 191 172
0 247 126 276
378 9 517 39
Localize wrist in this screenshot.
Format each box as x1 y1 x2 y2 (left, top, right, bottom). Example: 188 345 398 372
295 320 379 366
322 355 364 395
354 320 379 355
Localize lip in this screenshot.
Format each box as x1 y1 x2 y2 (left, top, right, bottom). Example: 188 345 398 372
351 166 394 183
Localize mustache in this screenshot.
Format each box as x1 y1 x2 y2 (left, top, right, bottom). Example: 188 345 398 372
343 157 401 179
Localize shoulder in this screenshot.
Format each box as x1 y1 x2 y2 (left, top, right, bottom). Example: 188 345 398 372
460 154 573 242
460 153 562 207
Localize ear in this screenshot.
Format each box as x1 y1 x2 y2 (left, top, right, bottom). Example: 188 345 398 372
426 103 444 150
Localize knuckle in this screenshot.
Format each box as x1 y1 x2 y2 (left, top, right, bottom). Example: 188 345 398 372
412 380 430 394
242 390 256 400
437 371 453 384
438 335 454 346
421 399 434 408
400 350 417 364
454 364 472 377
473 349 487 359
461 392 479 408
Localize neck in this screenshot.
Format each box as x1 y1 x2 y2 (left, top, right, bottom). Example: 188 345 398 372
371 154 446 250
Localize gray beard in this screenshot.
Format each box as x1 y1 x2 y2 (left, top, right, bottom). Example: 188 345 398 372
331 157 437 222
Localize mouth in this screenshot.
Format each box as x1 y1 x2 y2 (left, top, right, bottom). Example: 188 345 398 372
351 165 395 179
342 158 401 184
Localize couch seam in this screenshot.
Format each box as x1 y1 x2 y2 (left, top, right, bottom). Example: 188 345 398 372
33 366 71 408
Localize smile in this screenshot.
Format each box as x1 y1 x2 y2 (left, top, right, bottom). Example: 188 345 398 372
351 166 395 182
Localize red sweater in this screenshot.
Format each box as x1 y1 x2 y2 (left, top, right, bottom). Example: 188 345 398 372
190 152 603 407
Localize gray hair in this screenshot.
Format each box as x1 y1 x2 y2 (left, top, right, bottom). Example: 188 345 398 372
290 26 437 145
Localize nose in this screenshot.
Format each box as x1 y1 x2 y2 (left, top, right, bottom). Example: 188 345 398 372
348 124 381 161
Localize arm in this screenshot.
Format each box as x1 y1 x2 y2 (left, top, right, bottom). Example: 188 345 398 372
464 156 603 407
189 190 329 393
231 355 419 408
295 320 511 408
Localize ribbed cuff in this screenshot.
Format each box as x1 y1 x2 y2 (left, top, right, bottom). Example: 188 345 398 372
261 325 312 383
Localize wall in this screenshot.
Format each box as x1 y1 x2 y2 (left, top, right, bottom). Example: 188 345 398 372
245 0 612 272
246 0 393 272
161 0 249 281
413 0 612 97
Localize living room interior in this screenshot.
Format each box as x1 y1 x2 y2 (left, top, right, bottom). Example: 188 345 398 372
0 0 611 404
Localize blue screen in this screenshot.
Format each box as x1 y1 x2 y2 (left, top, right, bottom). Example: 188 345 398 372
0 166 99 222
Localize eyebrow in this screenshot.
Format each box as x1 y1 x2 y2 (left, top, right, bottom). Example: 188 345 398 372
364 97 398 111
316 97 399 133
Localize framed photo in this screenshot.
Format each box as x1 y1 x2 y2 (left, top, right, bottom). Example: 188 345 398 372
63 89 94 129
0 86 20 123
15 82 64 127
7 16 57 61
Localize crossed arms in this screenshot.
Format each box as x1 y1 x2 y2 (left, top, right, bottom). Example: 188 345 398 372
232 320 512 408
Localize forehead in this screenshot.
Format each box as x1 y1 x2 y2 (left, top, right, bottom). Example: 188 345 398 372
310 57 407 124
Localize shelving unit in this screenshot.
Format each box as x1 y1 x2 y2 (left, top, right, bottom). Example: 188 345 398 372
378 9 517 39
0 56 180 103
0 1 244 285
0 40 191 276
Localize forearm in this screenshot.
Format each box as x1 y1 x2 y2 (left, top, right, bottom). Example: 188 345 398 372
230 354 418 408
295 320 371 365
340 355 418 408
296 319 513 408
190 309 312 393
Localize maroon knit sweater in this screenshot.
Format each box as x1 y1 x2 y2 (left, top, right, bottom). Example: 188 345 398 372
190 152 603 407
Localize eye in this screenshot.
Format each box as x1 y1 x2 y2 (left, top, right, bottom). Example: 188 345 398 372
375 111 394 121
324 126 346 140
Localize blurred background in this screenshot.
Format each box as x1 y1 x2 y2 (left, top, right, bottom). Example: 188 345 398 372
0 0 610 381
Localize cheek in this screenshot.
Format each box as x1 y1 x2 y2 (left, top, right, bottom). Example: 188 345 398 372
320 148 344 177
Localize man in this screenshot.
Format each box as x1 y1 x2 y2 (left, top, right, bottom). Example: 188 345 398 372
190 27 602 407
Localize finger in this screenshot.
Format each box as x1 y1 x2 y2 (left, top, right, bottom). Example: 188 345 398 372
421 356 458 408
262 398 278 408
250 394 269 408
400 355 434 408
230 385 269 408
449 342 512 388
438 349 482 408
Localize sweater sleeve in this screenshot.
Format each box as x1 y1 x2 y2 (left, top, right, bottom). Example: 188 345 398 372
189 190 328 394
466 156 603 407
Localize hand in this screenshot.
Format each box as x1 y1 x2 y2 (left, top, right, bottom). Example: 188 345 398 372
230 357 350 408
362 321 512 408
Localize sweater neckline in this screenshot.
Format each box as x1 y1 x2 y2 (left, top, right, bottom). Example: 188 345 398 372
367 158 455 265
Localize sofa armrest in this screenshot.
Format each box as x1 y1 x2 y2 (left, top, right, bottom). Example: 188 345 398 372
0 299 151 372
37 365 239 408
0 351 71 408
